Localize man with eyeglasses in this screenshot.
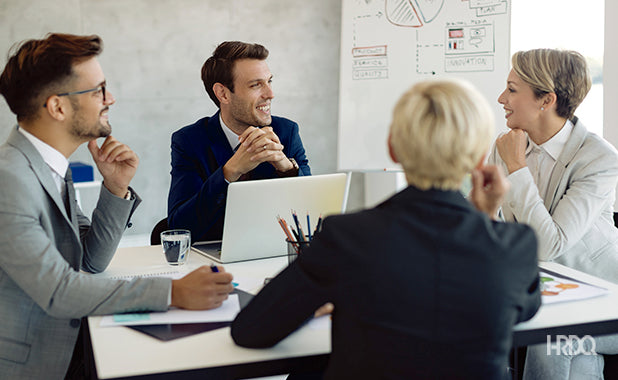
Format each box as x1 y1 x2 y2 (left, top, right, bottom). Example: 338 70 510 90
167 41 311 242
0 33 234 379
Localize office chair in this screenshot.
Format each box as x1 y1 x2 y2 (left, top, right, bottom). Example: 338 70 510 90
150 218 168 245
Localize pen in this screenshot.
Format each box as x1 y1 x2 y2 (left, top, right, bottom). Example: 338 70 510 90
306 213 312 241
210 263 219 273
292 210 307 242
291 210 302 240
297 222 306 242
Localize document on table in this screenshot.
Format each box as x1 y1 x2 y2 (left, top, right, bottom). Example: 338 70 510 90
100 294 240 327
541 270 609 305
308 315 332 331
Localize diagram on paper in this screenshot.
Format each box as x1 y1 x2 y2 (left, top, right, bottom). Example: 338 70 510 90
385 0 445 27
540 271 609 305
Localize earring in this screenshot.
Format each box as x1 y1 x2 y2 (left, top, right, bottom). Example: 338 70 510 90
541 107 545 111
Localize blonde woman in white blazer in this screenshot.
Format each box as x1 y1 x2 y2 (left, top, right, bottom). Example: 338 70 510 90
488 48 618 380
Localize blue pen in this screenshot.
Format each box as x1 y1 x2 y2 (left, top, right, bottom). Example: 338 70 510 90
292 210 304 241
211 264 237 286
306 213 312 241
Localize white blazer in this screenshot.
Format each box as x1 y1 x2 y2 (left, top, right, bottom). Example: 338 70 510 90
488 117 618 284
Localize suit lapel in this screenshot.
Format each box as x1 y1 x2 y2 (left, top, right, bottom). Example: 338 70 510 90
205 112 235 168
544 117 587 213
7 127 78 234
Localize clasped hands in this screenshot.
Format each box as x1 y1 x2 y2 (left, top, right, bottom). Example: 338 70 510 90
223 126 294 182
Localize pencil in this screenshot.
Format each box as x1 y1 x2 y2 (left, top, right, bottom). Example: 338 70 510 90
277 216 295 242
278 216 299 253
292 210 306 242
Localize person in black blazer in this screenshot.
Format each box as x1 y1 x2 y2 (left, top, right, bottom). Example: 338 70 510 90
167 41 310 242
231 79 541 379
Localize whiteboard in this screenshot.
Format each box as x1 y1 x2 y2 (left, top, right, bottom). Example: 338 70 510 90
337 0 511 171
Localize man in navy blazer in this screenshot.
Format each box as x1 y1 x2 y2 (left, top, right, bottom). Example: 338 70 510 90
168 41 310 242
232 79 541 379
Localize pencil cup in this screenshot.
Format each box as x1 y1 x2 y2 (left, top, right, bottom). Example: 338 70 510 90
286 237 310 264
160 229 191 266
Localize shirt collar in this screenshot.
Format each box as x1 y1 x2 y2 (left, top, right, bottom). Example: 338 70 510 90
219 114 241 150
540 119 573 160
18 126 69 179
525 119 574 160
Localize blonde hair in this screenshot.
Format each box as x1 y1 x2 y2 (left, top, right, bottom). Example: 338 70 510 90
512 49 591 119
389 79 493 191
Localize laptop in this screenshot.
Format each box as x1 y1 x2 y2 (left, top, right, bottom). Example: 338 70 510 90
191 173 349 263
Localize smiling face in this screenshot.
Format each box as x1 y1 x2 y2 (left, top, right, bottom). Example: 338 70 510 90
497 69 545 134
225 59 274 131
67 57 115 140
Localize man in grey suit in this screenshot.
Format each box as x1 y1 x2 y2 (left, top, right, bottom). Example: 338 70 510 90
0 33 234 379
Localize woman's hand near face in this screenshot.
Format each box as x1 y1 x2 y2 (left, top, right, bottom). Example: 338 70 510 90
496 129 528 174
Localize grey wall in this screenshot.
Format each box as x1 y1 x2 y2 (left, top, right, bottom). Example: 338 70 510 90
0 0 364 237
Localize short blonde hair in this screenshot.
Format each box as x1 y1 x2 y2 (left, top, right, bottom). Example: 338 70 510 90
512 49 591 119
389 79 493 191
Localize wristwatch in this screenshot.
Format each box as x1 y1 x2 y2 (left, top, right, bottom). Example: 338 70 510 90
277 158 299 177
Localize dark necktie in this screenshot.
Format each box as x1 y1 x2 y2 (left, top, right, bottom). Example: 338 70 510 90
64 168 76 222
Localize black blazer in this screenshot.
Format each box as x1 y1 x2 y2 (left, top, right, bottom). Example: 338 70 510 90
232 186 541 379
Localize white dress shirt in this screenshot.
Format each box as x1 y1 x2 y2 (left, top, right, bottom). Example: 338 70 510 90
522 119 573 199
219 114 241 150
18 126 69 197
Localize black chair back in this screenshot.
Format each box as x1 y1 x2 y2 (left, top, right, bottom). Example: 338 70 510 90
150 218 169 245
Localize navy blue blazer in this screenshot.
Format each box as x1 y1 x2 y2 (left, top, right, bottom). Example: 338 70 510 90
167 111 310 241
232 186 541 379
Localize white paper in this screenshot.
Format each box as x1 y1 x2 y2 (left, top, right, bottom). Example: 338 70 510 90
541 271 610 305
308 315 332 331
100 294 240 327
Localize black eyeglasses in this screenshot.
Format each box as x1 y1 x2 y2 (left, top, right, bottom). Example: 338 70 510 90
43 84 106 107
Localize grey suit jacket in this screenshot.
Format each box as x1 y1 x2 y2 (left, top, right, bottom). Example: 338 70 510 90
488 118 618 283
0 127 171 379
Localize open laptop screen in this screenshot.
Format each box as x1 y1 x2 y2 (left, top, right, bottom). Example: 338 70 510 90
192 173 348 263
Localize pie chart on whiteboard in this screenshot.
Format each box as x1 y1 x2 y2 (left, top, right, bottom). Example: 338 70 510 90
386 0 445 27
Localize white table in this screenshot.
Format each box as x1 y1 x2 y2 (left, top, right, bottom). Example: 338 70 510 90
87 246 618 379
514 261 618 346
88 245 330 379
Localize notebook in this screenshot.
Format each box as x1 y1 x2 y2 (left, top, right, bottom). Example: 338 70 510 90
191 173 348 263
129 288 254 341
